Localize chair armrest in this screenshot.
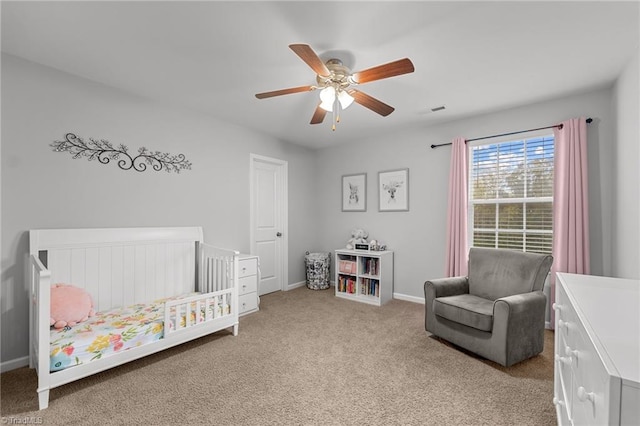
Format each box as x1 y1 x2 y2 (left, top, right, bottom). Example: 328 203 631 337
424 276 469 334
493 291 547 366
494 291 546 316
424 276 469 299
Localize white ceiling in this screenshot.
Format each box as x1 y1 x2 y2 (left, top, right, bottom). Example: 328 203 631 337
2 1 639 149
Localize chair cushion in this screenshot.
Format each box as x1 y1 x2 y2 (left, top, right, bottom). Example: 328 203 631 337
433 294 494 332
468 248 553 301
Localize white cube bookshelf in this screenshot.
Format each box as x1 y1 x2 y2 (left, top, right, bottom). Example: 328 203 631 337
334 249 394 306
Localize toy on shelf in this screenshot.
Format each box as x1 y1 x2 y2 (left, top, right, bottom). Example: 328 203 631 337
346 228 368 250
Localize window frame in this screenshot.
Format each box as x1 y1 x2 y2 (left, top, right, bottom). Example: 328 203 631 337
467 129 554 254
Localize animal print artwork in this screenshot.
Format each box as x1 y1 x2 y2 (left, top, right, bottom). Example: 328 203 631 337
383 181 403 203
349 183 359 204
379 169 409 211
343 174 366 211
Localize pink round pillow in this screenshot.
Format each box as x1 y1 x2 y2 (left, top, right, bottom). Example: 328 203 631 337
50 284 95 329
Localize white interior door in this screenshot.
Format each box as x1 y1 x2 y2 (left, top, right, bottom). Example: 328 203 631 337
250 154 288 295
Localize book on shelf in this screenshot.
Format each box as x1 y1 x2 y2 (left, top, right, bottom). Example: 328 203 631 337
361 258 379 275
359 278 380 297
338 275 357 294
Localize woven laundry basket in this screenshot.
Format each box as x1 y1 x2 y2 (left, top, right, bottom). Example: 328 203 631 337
304 252 331 290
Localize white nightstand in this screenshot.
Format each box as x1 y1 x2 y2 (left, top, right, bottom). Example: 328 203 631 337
238 254 259 316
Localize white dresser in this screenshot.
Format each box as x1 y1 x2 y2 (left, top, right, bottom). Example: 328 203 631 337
238 254 259 316
553 273 640 425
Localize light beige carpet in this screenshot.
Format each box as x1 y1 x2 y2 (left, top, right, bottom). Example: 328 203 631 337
1 286 556 425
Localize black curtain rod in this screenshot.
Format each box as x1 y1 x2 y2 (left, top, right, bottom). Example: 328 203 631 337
430 117 593 149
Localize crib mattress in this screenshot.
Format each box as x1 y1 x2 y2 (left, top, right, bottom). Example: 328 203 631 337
50 293 229 372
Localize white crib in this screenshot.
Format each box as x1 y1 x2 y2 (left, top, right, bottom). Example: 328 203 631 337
28 226 239 410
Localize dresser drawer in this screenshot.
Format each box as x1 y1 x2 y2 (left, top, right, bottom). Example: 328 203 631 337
239 258 257 278
556 285 581 349
239 275 258 295
570 324 611 426
555 332 574 419
554 395 572 426
239 292 258 314
557 286 610 424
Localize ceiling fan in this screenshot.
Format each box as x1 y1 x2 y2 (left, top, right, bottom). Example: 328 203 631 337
255 44 415 131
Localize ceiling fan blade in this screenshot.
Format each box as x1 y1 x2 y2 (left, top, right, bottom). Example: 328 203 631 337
255 85 315 99
310 104 327 124
351 58 415 84
289 44 330 77
349 89 395 117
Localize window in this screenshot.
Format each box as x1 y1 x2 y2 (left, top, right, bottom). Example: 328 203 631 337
469 135 554 254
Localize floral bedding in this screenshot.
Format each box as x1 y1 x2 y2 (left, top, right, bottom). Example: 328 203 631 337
50 293 229 372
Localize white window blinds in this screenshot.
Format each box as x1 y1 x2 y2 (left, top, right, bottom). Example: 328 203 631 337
469 135 554 254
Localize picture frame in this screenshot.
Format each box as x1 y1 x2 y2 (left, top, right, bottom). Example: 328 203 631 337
342 173 367 212
378 168 409 212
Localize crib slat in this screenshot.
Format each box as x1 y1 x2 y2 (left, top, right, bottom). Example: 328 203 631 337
145 245 157 303
209 257 214 293
123 246 135 306
98 247 112 313
111 246 125 309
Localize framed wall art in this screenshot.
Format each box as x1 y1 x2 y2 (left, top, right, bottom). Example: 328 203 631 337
378 168 409 212
342 173 366 212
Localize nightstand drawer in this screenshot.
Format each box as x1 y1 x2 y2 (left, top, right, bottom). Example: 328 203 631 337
239 258 257 278
239 275 258 295
239 293 258 314
238 254 259 316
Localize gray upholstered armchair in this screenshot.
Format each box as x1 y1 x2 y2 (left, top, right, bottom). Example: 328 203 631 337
424 248 553 367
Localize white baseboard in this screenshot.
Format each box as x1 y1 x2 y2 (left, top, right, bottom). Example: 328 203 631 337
1 356 29 373
393 292 425 304
545 321 553 330
286 281 306 290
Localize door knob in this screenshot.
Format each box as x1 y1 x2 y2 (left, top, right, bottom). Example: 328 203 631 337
276 232 282 237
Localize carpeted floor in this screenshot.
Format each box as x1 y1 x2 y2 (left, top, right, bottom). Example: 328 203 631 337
1 286 556 425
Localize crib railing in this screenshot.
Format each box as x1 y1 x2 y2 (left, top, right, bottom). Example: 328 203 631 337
163 289 233 334
161 243 239 336
199 243 239 294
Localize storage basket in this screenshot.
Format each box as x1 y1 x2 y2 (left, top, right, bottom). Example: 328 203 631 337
305 252 331 290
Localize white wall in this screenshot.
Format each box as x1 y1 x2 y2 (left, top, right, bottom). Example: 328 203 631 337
314 88 615 301
612 48 640 279
0 54 319 364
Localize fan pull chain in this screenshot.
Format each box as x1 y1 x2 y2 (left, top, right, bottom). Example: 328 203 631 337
332 97 337 131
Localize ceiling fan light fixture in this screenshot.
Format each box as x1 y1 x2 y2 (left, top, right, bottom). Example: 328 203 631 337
319 100 334 112
319 86 336 111
338 90 354 109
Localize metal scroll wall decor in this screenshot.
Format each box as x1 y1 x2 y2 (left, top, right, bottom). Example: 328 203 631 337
51 133 192 173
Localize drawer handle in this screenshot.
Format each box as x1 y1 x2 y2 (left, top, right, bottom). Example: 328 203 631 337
565 345 579 358
242 267 247 272
577 386 595 404
552 303 563 312
558 319 570 329
555 354 572 366
552 397 565 408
